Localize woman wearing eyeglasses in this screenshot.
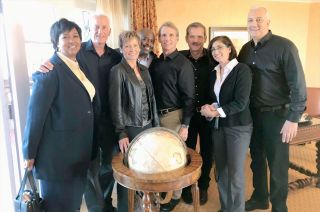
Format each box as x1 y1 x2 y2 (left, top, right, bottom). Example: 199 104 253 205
200 35 252 212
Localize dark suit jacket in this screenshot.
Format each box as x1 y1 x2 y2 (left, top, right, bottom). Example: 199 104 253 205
209 62 252 127
22 53 95 181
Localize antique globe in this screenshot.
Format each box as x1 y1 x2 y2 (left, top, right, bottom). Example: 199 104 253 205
125 127 188 174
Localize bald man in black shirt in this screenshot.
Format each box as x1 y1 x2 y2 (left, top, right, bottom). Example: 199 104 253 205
238 7 306 212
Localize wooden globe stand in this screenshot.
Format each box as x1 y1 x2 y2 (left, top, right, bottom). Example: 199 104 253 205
112 148 203 212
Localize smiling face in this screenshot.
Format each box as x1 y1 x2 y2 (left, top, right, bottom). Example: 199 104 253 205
58 28 81 60
139 30 155 55
186 26 206 52
211 40 231 66
247 7 270 43
121 37 140 62
90 15 111 45
159 26 179 55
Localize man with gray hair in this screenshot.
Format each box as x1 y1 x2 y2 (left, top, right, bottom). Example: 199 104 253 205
238 6 306 212
149 21 195 211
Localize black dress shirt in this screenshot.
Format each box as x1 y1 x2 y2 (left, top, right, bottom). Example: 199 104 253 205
150 50 195 125
180 49 215 108
77 40 122 119
238 31 306 122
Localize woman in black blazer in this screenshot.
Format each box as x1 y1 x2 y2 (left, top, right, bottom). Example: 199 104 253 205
108 31 159 212
23 18 96 211
200 36 252 212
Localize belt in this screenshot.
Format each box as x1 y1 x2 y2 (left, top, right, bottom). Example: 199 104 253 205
158 107 180 116
258 104 289 112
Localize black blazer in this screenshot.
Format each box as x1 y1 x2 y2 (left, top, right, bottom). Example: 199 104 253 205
22 53 95 181
209 62 252 127
109 58 160 140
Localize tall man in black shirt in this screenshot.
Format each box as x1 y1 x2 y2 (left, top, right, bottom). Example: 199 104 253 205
180 22 214 205
79 14 122 212
238 7 306 212
149 22 195 211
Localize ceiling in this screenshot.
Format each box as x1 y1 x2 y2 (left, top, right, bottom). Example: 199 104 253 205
264 0 320 2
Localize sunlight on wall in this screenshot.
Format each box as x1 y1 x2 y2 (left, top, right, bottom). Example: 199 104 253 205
155 0 320 87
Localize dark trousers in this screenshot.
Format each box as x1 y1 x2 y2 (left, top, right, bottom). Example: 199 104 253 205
85 118 117 212
40 176 86 212
250 108 289 212
117 122 153 212
84 155 104 212
185 112 212 190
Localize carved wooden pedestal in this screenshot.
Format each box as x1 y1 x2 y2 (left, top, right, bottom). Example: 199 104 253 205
112 148 202 212
289 118 320 190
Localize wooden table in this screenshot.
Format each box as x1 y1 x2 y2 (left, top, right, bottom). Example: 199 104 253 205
289 118 320 190
112 148 202 212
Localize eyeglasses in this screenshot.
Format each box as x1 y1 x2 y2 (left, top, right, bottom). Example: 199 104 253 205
211 45 227 52
247 17 265 24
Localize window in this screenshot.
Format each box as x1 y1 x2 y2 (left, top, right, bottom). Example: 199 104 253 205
1 1 95 211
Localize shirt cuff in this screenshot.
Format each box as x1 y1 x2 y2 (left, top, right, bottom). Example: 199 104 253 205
217 107 226 118
211 102 219 109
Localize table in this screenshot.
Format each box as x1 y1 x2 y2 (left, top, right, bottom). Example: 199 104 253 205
112 148 202 212
289 118 320 190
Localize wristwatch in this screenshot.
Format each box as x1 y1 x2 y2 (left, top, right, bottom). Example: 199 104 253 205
181 124 189 128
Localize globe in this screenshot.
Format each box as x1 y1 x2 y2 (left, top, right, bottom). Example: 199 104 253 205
125 127 188 174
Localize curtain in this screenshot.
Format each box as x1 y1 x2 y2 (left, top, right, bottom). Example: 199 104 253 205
96 0 130 48
130 0 159 55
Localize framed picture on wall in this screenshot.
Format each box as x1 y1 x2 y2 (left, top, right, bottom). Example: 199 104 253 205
209 27 249 54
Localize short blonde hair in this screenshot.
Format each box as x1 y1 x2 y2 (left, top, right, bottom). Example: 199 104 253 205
119 31 140 48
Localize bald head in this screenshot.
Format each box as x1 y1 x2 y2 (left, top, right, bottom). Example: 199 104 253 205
90 14 111 45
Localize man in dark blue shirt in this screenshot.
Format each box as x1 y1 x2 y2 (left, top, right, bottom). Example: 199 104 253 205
238 7 306 212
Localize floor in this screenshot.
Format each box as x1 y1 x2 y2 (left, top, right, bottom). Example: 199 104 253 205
81 142 320 212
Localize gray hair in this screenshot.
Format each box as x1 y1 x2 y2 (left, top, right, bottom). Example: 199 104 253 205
158 21 179 38
249 6 271 20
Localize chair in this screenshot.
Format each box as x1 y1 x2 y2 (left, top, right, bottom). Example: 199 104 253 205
306 87 320 117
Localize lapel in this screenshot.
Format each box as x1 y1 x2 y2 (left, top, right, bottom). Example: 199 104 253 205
50 53 91 101
209 65 238 101
138 64 149 84
222 64 237 87
122 59 148 84
209 70 217 100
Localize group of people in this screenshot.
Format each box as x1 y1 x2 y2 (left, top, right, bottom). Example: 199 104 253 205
22 5 306 212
